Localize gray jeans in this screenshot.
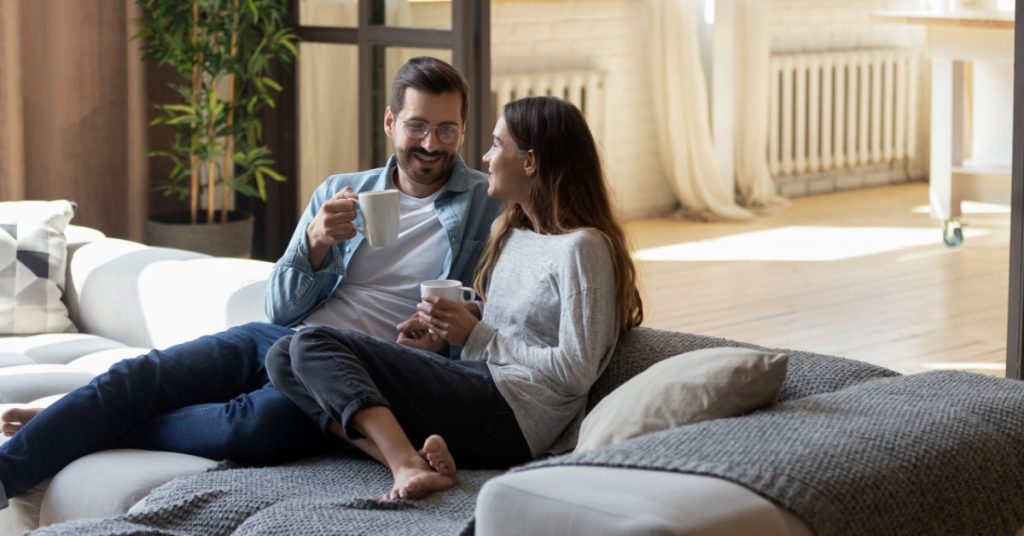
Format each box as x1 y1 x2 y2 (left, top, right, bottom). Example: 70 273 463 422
266 326 531 469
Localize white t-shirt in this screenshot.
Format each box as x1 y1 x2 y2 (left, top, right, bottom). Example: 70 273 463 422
300 188 450 338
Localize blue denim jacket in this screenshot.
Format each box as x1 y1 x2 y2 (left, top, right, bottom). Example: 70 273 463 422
265 156 503 328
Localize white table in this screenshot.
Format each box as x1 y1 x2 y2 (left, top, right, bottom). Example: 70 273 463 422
875 11 1014 246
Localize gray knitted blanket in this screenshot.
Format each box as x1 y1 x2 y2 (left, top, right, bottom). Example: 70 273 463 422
30 452 502 536
25 326 1018 536
523 370 1024 536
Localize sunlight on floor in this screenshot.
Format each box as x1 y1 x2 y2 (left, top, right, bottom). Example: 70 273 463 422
911 200 1011 215
633 225 989 262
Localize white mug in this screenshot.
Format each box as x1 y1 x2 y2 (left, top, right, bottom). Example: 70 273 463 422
355 190 400 247
420 279 477 303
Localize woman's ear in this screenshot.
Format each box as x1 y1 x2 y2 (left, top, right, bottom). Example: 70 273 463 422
523 150 538 177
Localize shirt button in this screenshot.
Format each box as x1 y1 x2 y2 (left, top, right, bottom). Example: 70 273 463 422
345 247 351 253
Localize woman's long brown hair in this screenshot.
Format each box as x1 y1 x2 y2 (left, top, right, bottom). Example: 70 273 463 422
473 96 643 332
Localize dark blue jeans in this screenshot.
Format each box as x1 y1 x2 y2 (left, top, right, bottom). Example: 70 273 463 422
0 322 332 499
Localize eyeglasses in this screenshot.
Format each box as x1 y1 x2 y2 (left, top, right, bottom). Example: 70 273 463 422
398 117 462 144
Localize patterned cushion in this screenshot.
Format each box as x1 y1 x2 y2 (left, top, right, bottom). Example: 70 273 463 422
0 200 77 334
589 327 900 410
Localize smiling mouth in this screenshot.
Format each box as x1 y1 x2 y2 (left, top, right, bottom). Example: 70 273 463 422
413 152 442 164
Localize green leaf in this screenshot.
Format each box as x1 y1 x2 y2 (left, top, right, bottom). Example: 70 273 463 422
262 77 282 92
261 166 285 182
162 104 196 114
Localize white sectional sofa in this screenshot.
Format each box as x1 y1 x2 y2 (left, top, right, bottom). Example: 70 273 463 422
0 227 273 534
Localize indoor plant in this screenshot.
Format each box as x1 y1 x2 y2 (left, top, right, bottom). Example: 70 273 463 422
135 0 297 257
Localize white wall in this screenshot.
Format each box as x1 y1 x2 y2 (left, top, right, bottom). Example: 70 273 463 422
492 1 675 219
491 0 936 217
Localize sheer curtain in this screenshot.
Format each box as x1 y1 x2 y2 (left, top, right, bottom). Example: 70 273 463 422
0 0 147 241
648 0 787 220
648 0 751 221
733 0 789 213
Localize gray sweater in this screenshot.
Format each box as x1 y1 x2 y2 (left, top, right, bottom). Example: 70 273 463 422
462 228 620 457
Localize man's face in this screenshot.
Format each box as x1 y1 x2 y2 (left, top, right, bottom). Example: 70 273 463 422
384 88 464 196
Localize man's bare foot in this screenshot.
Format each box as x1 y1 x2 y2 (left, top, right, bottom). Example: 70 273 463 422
418 435 456 477
1 407 43 437
381 455 454 501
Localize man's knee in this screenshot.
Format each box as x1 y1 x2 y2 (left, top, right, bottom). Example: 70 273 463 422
222 391 321 464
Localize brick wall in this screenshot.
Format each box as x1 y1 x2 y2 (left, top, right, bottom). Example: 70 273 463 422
491 0 934 217
492 1 674 219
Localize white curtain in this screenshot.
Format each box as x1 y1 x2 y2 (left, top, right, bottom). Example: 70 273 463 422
648 0 789 220
648 0 752 221
733 0 789 213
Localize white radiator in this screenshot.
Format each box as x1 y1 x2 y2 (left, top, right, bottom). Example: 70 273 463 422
491 70 606 146
768 50 917 177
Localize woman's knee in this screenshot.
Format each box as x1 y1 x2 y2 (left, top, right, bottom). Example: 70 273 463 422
264 335 294 384
288 327 359 374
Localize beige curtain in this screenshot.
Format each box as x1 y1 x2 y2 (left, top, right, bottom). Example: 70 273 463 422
733 0 789 213
648 0 752 221
0 0 148 242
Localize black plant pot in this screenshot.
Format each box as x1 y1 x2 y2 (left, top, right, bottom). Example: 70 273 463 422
145 210 255 258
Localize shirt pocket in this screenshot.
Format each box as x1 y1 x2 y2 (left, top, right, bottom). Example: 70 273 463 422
450 239 484 284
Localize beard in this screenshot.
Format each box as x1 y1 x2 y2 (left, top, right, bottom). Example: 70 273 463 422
394 145 458 188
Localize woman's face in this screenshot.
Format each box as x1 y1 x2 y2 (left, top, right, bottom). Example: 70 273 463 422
482 116 533 204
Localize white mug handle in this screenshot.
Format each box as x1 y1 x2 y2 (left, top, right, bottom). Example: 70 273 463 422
460 286 477 302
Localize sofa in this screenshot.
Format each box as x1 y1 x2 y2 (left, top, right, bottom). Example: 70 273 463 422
0 226 274 534
5 228 1024 536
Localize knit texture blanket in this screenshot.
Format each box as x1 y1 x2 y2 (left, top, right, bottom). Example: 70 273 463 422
30 453 502 536
523 370 1024 536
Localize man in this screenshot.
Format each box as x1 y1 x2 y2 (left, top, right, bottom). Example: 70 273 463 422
0 56 502 508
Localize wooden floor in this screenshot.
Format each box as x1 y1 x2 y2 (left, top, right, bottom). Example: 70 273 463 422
624 182 1011 376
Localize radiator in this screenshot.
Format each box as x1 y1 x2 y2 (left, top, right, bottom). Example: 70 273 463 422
768 50 917 177
491 70 606 146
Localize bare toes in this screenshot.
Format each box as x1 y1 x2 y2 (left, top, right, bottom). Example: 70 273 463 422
419 435 457 477
1 407 43 436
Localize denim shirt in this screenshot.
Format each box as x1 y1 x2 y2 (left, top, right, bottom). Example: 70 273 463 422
265 156 502 329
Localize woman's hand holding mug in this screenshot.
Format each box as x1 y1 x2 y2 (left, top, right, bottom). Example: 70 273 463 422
417 280 479 347
416 296 479 347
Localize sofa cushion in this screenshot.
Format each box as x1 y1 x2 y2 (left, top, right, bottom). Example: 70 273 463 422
475 466 812 536
0 332 142 403
39 449 220 527
0 200 77 335
577 347 787 452
589 327 900 409
0 333 126 365
0 365 96 404
66 239 272 349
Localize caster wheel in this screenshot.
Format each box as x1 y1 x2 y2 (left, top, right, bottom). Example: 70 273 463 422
942 220 963 248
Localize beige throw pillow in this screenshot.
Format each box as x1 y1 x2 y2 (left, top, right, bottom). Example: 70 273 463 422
576 347 788 452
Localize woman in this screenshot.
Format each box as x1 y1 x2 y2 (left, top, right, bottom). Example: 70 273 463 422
265 96 644 500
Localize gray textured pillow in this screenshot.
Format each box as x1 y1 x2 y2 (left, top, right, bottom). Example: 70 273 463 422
0 200 77 334
577 347 787 452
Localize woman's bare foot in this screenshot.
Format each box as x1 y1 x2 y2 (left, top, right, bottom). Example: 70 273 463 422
1 407 44 436
382 454 454 501
418 435 456 477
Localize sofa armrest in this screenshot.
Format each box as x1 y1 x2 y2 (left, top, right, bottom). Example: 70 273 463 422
65 239 274 349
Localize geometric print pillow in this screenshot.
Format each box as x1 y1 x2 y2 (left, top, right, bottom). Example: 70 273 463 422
0 200 77 334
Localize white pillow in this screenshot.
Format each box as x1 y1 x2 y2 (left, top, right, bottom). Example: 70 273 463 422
577 347 787 452
0 200 77 334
